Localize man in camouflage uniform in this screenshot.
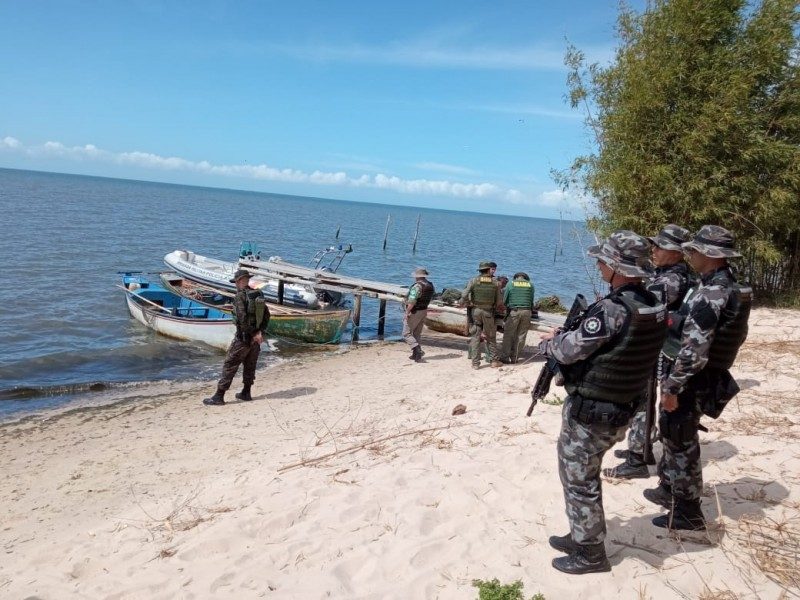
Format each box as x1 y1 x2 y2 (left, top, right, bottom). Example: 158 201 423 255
538 231 666 574
605 224 694 479
461 261 503 369
403 267 435 363
204 269 270 406
500 272 535 364
644 225 751 530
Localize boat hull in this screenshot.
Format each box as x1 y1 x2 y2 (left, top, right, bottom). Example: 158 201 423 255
164 250 320 309
159 273 351 344
424 305 562 337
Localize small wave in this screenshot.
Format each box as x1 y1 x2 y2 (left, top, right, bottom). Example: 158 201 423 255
0 382 112 401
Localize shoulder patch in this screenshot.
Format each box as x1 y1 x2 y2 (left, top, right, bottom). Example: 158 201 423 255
581 312 608 339
690 299 718 330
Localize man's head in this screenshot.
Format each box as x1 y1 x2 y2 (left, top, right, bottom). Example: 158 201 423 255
497 275 509 289
681 225 740 274
488 261 498 276
412 267 429 280
587 230 651 286
648 224 691 268
513 272 530 281
230 269 252 290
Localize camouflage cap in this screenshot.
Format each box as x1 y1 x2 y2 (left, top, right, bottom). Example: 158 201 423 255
229 268 252 283
682 224 741 258
648 224 692 252
587 230 652 278
478 261 492 271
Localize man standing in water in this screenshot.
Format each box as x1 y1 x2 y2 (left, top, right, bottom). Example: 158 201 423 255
461 261 503 370
605 224 694 479
645 225 751 531
538 232 666 574
403 267 434 363
204 269 270 406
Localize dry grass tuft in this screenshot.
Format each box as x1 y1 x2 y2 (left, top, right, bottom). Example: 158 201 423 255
698 588 738 600
730 514 800 590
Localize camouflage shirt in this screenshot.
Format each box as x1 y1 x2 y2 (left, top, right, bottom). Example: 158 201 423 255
646 262 694 311
661 267 736 395
537 287 634 365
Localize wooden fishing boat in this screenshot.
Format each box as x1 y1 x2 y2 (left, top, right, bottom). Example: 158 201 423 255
164 249 322 309
424 304 563 337
159 273 351 345
120 273 236 351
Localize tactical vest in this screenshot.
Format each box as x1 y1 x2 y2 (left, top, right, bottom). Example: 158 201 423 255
238 289 269 330
410 280 435 313
471 276 497 308
662 269 751 365
707 280 751 369
506 279 533 308
565 287 667 404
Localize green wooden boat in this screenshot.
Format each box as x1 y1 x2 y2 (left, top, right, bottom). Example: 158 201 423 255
160 273 351 344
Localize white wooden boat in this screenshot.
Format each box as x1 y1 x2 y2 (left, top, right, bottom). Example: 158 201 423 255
164 249 321 309
424 304 563 337
121 273 236 351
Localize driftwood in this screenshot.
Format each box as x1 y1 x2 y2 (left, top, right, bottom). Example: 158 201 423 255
277 423 463 473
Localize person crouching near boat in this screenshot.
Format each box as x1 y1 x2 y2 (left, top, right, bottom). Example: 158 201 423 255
403 268 435 363
204 269 270 406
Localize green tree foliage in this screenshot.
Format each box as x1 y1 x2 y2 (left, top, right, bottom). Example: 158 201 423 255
560 0 800 293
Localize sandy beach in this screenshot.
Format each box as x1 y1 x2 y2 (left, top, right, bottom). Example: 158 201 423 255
1 307 799 599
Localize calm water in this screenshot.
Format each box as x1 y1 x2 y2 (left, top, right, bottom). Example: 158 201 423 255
0 168 596 421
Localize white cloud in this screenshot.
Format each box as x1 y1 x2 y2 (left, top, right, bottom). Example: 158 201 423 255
414 161 480 176
264 40 613 72
3 137 549 204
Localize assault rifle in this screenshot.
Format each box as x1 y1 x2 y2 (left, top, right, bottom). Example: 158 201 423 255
526 294 589 416
642 368 657 464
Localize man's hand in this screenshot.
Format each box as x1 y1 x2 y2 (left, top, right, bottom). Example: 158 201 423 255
539 327 559 342
661 392 678 412
252 331 264 345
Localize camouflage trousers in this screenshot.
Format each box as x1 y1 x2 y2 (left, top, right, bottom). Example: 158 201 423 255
626 399 656 455
402 309 427 349
468 307 498 365
557 395 629 545
500 308 530 363
217 337 261 391
657 400 703 501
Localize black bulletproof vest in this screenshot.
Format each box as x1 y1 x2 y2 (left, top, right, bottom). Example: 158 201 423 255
566 286 667 404
411 280 435 312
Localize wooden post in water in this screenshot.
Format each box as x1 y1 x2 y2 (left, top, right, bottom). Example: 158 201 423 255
335 225 341 240
382 215 391 250
351 295 362 342
277 280 285 305
377 299 387 338
412 214 421 254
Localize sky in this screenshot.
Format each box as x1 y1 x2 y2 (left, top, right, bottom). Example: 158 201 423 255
0 1 640 218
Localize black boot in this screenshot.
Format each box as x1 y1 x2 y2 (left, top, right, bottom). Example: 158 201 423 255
602 452 650 479
652 498 706 531
552 542 611 574
203 388 226 406
614 447 656 465
235 386 253 401
409 346 423 363
643 483 674 509
548 533 577 554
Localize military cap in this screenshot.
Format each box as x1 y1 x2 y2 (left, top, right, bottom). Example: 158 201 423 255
412 267 429 277
648 224 692 252
682 225 741 258
229 268 252 283
478 261 492 271
587 230 652 278
513 272 530 281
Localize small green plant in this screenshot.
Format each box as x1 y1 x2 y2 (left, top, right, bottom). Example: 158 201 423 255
540 394 564 406
471 578 545 600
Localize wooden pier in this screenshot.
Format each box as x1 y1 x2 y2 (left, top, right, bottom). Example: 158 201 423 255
238 256 563 341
